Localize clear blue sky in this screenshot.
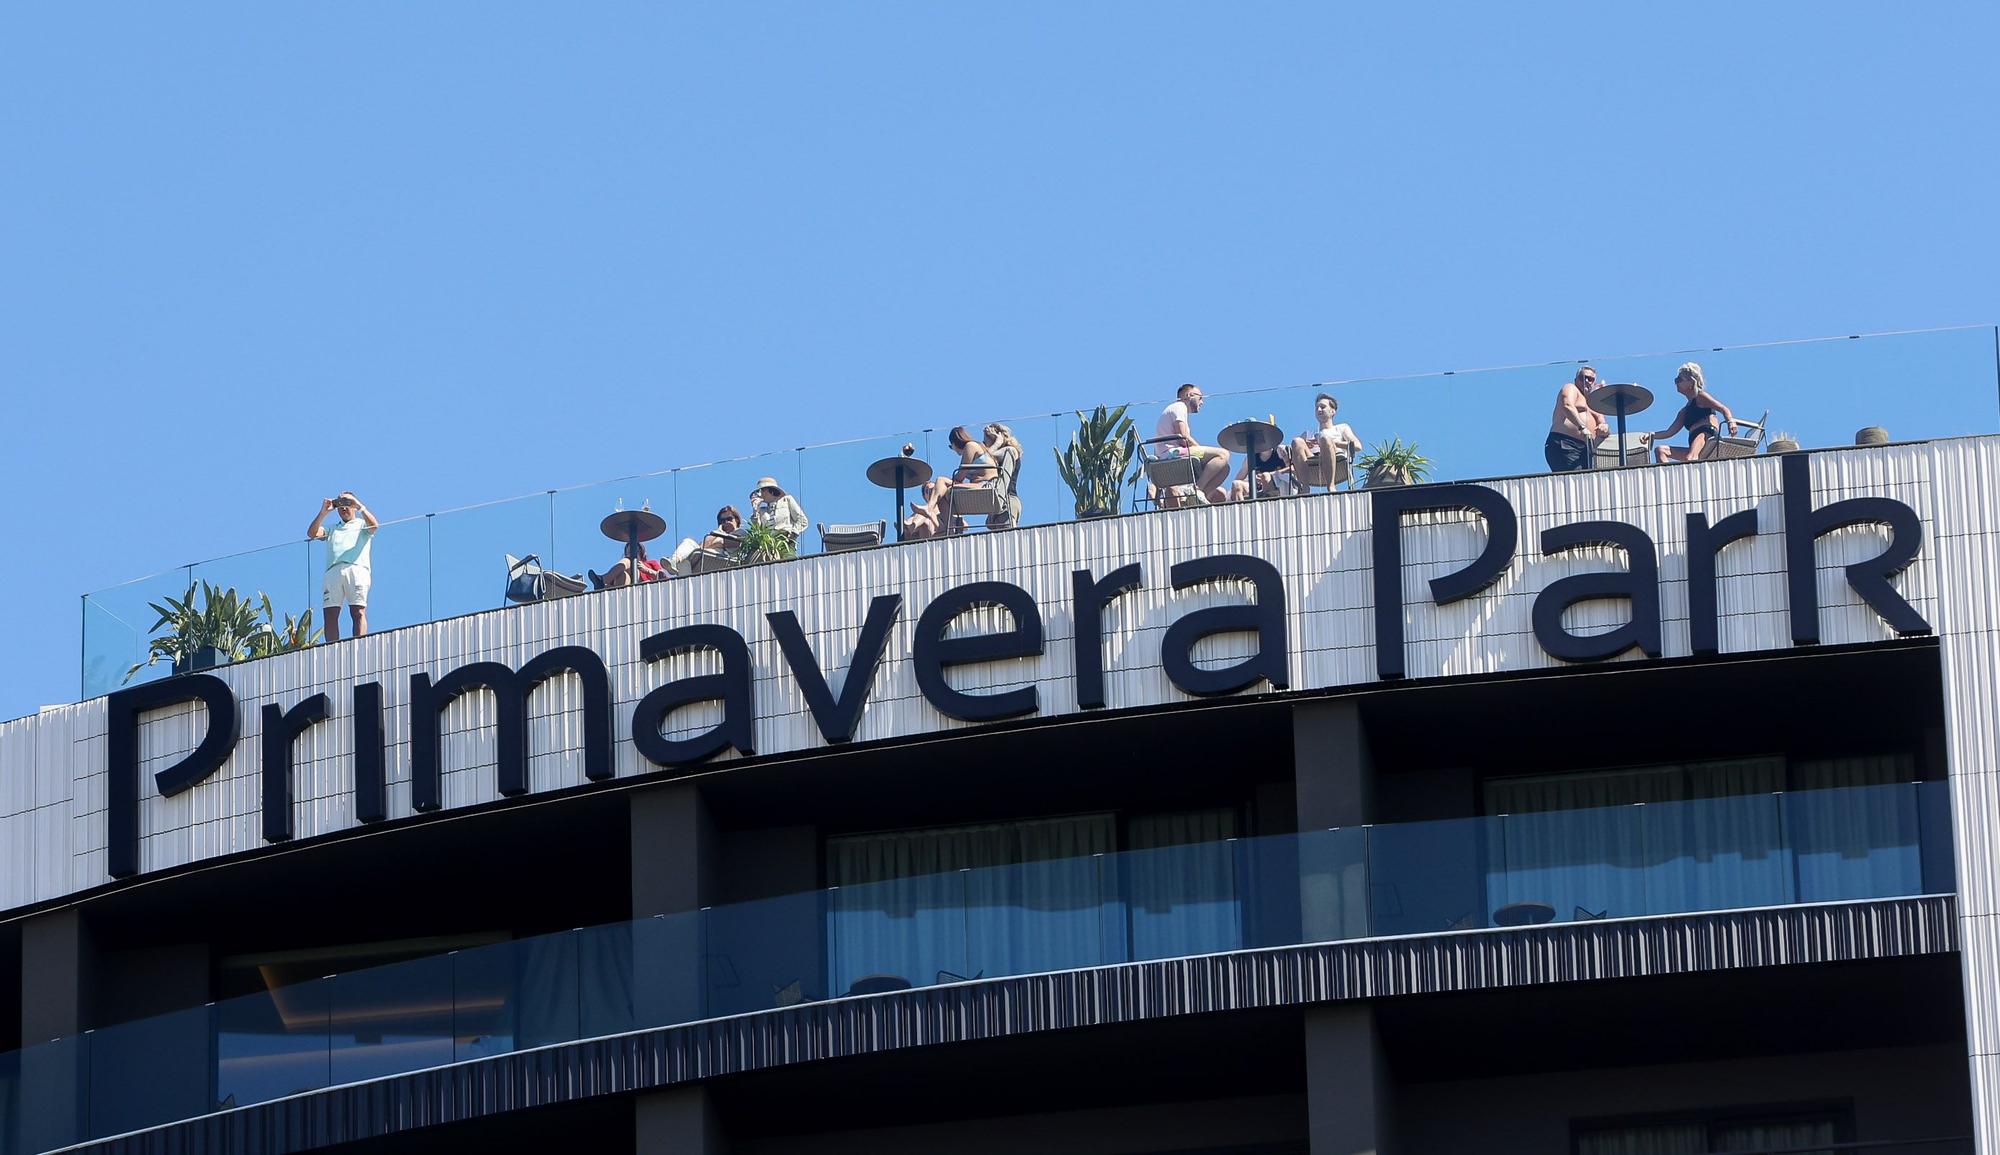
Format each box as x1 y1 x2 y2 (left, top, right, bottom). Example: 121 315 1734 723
4 3 1998 719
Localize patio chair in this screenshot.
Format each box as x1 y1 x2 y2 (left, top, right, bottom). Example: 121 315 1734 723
1290 446 1351 492
944 446 1022 532
819 521 886 552
504 554 587 605
1698 408 1769 461
1137 435 1202 510
1590 431 1654 469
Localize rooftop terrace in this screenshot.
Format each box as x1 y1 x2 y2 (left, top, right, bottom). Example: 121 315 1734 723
78 326 2000 703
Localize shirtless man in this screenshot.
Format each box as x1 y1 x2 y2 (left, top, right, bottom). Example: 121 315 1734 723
1545 367 1607 472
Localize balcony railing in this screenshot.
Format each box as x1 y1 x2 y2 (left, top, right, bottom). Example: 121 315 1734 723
0 781 1954 1152
76 325 2000 703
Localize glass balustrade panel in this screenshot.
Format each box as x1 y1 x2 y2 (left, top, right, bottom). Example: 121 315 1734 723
87 1002 212 1139
327 953 453 1086
424 494 556 624
701 889 828 1018
214 976 333 1112
81 566 192 698
795 430 931 553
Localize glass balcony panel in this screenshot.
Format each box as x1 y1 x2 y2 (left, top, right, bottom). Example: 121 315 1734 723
424 494 555 623
513 930 581 1051
576 912 703 1036
962 853 1122 980
11 1033 87 1155
701 889 827 1018
1649 792 1791 916
1787 781 1925 903
674 452 804 570
327 953 453 1086
1294 826 1369 943
550 475 671 587
452 940 522 1063
1124 838 1245 962
87 1003 211 1138
214 976 332 1111
81 566 192 698
188 540 319 668
795 431 930 552
1368 815 1487 935
826 872 967 998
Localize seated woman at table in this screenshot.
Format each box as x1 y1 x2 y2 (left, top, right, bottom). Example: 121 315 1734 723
662 504 745 572
903 426 997 540
1229 413 1294 500
1648 362 1738 464
589 542 669 589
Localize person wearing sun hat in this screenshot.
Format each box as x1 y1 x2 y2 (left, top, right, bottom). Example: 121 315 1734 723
748 476 809 541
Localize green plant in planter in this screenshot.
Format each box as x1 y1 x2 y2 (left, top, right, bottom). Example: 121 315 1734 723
244 598 324 660
1054 404 1141 516
1356 437 1432 488
1765 430 1800 453
737 521 797 563
125 581 265 682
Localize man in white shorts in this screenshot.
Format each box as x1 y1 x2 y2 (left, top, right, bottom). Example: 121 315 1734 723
1155 383 1233 506
307 491 379 641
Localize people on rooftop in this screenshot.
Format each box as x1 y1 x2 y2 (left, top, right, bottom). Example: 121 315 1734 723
750 477 809 543
1545 366 1608 472
590 543 668 589
664 504 745 572
1287 393 1364 493
307 491 378 641
1153 383 1233 506
903 426 1001 540
1232 412 1294 500
1648 361 1739 464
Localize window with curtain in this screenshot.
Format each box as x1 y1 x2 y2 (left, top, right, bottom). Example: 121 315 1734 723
1485 759 1787 924
1576 1105 1844 1154
1126 808 1241 961
826 814 1117 995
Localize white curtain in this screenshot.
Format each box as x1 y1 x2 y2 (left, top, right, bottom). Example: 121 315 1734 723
1577 1125 1706 1155
1789 755 1922 901
826 815 1115 993
1486 759 1787 924
1127 809 1242 960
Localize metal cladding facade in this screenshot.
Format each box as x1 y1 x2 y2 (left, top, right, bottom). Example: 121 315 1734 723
5 436 2000 1147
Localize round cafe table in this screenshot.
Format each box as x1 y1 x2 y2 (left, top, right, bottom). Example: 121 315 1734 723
866 454 934 542
1588 383 1655 466
599 509 667 566
1217 419 1286 501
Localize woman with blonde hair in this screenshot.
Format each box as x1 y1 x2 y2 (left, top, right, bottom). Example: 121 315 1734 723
1648 362 1738 464
902 426 997 540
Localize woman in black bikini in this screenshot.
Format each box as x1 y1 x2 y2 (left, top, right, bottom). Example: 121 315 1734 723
1648 361 1738 464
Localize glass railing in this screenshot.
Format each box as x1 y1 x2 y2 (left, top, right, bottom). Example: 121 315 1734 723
78 326 2000 701
0 781 1952 1151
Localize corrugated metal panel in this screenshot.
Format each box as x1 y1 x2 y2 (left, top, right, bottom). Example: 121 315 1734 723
0 443 1959 906
61 896 1955 1155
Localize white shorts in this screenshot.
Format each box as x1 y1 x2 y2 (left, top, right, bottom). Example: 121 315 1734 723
323 563 372 609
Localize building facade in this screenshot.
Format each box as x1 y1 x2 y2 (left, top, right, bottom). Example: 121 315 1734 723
1 438 1995 1153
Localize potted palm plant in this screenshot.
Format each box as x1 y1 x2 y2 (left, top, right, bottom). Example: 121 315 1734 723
126 581 265 681
1055 404 1141 517
736 521 797 564
126 583 320 682
1356 437 1432 488
1765 431 1800 454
